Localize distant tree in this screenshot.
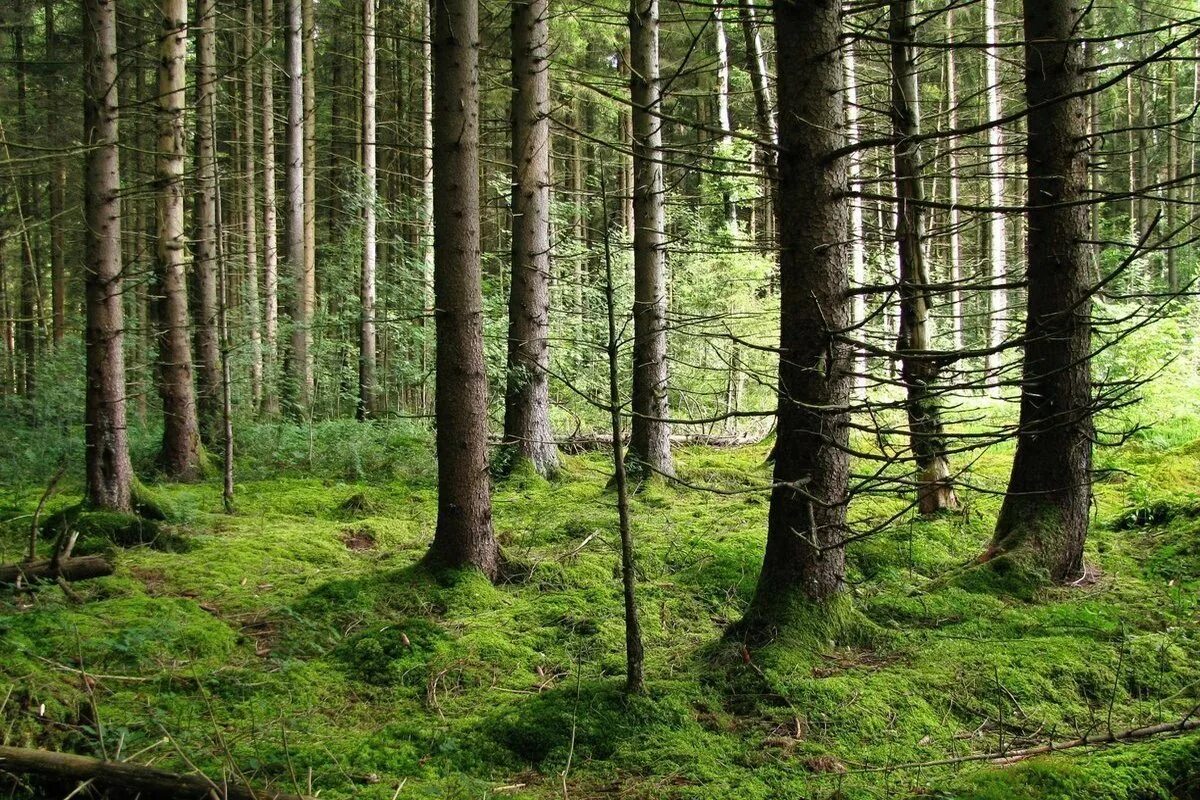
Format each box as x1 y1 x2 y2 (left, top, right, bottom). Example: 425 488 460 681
503 0 558 476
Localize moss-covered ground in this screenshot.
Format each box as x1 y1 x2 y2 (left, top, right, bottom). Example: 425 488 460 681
2 417 1199 799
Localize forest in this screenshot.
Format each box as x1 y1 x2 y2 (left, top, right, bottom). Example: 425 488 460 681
1 0 1199 796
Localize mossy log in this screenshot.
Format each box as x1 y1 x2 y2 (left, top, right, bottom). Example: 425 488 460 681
0 556 113 585
0 745 313 799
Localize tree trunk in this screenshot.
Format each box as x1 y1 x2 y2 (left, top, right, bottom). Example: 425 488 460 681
737 0 776 250
359 0 377 420
983 0 1008 390
262 0 280 416
741 0 851 636
845 42 866 398
192 0 222 444
154 0 204 481
83 0 134 512
890 0 957 515
628 0 673 479
988 0 1092 584
49 159 67 346
424 0 500 579
502 0 558 476
712 0 736 234
945 9 964 352
243 0 263 411
15 27 37 404
0 556 114 585
419 0 435 415
301 0 317 406
285 0 312 414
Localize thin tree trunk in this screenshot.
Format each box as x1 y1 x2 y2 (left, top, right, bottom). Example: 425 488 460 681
14 28 37 403
420 0 435 415
243 0 263 410
154 0 204 481
712 0 736 234
988 0 1093 583
49 159 66 346
890 0 957 515
83 0 133 512
737 0 776 250
503 0 558 476
301 0 317 406
945 9 964 351
628 0 673 478
983 0 1008 390
192 0 222 443
359 0 377 420
845 42 866 398
262 0 280 416
741 0 851 635
424 0 500 579
285 0 312 414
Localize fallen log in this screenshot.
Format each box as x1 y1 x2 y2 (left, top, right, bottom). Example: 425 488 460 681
0 745 313 800
0 556 113 585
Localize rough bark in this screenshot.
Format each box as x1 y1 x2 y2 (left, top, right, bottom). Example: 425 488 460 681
243 0 263 411
359 0 377 420
628 0 673 478
503 0 558 476
742 0 851 634
890 0 957 515
988 0 1093 583
154 0 204 481
425 0 500 579
83 0 134 512
285 0 312 414
261 0 280 416
191 0 222 444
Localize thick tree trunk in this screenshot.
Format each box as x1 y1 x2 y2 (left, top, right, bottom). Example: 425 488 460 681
261 0 280 416
154 0 204 481
742 0 851 635
983 0 1008 389
628 0 673 479
243 0 263 411
737 0 776 250
503 0 558 476
83 0 133 512
425 0 500 579
359 0 377 420
890 0 957 515
285 0 312 414
192 0 222 444
988 0 1093 583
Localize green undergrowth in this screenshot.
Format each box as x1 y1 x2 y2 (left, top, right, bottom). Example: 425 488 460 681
2 422 1199 799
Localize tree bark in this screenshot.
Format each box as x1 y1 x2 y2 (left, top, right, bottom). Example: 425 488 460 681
945 8 964 352
154 0 204 481
0 556 114 585
628 0 673 479
83 0 134 512
191 0 222 444
890 0 957 515
845 42 866 398
712 0 736 234
988 0 1093 583
358 0 377 420
300 0 317 407
14 27 37 404
0 745 313 800
742 0 851 634
243 0 263 411
285 0 312 414
736 0 776 250
503 0 558 476
261 0 280 416
424 0 500 579
983 0 1008 389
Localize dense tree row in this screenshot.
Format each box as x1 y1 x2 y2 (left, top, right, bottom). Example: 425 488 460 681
0 0 1196 679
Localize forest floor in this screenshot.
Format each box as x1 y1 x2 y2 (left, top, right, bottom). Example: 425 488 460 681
2 412 1200 799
